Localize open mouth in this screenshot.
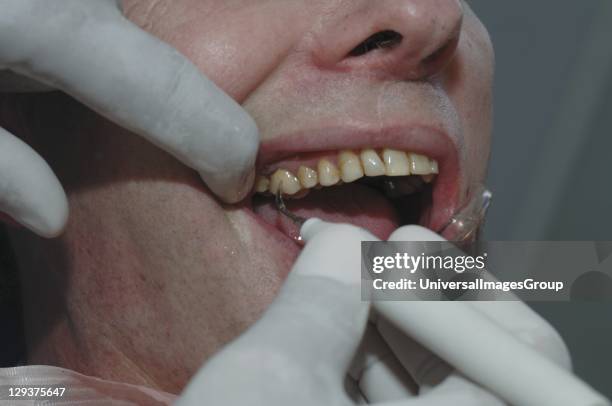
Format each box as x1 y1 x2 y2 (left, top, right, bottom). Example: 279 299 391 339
250 140 456 242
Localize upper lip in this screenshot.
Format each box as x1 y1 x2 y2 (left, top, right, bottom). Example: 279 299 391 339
256 124 462 232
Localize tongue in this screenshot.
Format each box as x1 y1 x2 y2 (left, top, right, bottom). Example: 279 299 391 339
253 183 400 241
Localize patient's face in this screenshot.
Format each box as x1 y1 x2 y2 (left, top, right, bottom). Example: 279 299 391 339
9 0 493 393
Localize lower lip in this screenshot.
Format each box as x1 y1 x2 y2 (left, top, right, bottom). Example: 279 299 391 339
243 205 303 276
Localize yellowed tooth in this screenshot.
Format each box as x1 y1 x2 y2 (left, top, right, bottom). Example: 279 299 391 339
408 153 431 175
430 159 439 174
317 159 340 186
297 166 318 189
287 189 311 199
255 176 270 193
422 174 436 183
382 149 411 176
338 150 364 183
269 169 301 195
360 149 386 177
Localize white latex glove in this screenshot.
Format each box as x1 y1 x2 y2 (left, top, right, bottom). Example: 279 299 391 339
0 0 258 237
355 226 608 406
176 221 508 406
178 221 609 406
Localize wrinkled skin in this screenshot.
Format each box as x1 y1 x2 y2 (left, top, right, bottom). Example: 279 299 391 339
1 0 493 393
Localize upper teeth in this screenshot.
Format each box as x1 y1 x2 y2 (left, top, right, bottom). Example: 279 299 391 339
255 148 439 196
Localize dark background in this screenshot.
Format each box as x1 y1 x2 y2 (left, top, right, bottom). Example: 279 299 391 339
471 0 612 397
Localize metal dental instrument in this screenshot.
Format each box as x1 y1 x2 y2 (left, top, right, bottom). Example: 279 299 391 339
275 189 307 227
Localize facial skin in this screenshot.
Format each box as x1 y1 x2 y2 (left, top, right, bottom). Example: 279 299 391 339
2 0 493 394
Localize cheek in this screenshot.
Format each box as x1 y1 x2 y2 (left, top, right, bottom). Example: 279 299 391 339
124 0 311 102
446 16 494 182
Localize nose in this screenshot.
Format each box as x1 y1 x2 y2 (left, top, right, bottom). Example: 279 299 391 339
313 0 464 80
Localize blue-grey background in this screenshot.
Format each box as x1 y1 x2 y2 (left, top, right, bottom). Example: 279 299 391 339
471 0 612 397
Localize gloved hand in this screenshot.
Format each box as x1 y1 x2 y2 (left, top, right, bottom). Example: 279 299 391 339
354 226 580 406
177 221 609 406
176 220 504 405
0 0 258 237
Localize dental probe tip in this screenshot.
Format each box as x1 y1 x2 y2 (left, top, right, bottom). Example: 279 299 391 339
275 189 308 227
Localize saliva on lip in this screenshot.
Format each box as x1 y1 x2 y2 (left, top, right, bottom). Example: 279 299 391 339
290 231 305 245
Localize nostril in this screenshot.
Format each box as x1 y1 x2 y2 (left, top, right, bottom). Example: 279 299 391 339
348 30 403 57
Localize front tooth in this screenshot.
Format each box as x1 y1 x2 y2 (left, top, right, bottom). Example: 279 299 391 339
360 149 386 177
408 153 431 175
297 166 318 189
338 150 364 183
318 159 340 186
382 149 411 176
255 176 270 193
287 189 311 199
270 169 301 195
430 159 439 174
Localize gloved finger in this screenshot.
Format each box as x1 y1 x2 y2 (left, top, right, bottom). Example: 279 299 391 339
376 225 608 406
468 301 571 369
378 374 505 406
389 225 571 369
349 321 418 403
0 126 68 237
376 299 608 406
1 0 258 203
373 315 452 390
178 222 376 405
